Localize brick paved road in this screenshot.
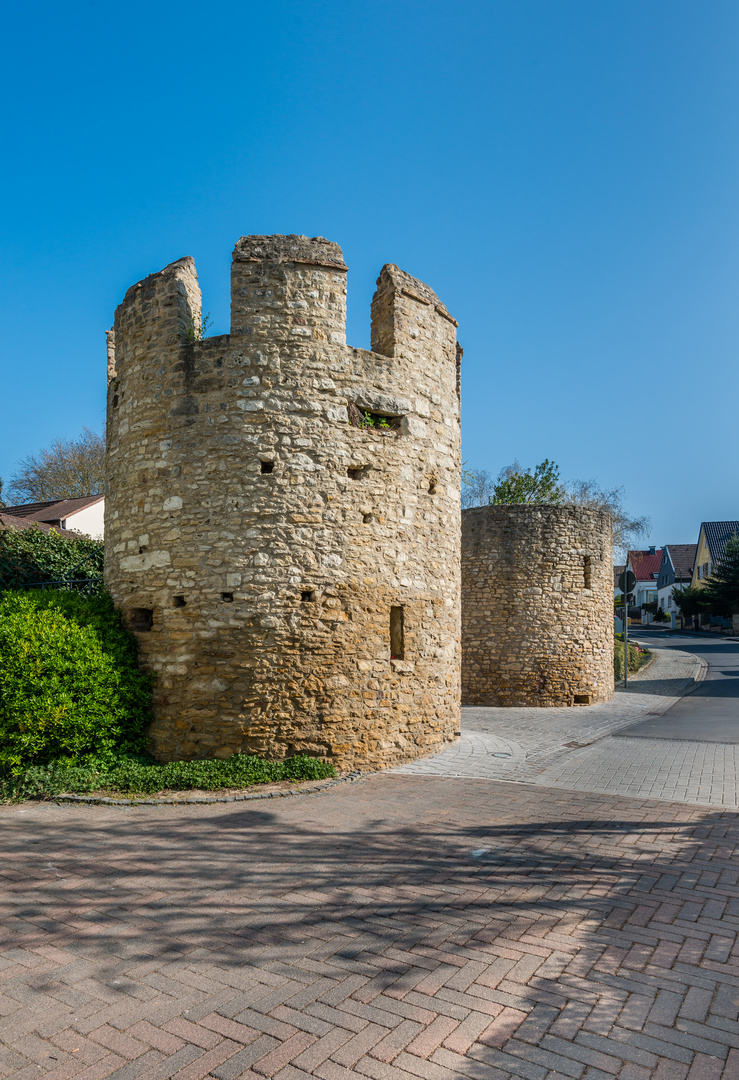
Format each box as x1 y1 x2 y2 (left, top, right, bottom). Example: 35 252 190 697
2 776 739 1079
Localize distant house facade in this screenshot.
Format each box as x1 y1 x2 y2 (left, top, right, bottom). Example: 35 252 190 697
625 547 663 608
657 544 697 613
0 496 104 539
690 521 739 589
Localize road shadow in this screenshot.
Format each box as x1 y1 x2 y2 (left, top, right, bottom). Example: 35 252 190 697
2 785 738 992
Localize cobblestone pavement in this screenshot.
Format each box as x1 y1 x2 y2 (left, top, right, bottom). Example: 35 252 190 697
535 737 739 808
394 643 711 792
3 776 739 1080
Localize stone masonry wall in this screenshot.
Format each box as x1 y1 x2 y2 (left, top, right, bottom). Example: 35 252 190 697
462 505 614 706
105 235 461 771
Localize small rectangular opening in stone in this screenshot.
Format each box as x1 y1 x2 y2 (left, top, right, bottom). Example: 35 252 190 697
390 606 404 660
574 693 590 705
260 461 274 474
301 590 315 602
362 513 373 524
173 596 186 607
221 592 234 603
583 555 592 589
347 403 401 432
130 608 153 632
347 467 367 480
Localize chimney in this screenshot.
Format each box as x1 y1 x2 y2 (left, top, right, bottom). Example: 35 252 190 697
649 546 656 555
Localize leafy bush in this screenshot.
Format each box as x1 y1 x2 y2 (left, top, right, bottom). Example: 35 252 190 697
0 589 152 774
0 753 337 803
0 525 103 591
614 639 651 680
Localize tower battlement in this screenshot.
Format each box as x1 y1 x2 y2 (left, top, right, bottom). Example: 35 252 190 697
105 234 461 770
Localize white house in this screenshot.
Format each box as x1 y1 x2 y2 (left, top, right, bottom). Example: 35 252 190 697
0 495 104 539
657 544 696 613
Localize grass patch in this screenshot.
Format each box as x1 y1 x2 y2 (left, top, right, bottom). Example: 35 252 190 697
0 752 337 803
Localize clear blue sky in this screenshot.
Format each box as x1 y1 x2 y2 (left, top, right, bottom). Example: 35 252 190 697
1 0 737 550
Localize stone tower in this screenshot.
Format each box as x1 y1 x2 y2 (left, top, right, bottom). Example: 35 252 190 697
105 234 461 770
462 505 614 707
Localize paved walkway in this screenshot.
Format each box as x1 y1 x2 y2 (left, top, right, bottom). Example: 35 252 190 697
394 641 731 804
2 776 739 1080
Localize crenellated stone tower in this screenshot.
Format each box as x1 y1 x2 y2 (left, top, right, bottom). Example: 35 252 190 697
105 234 461 770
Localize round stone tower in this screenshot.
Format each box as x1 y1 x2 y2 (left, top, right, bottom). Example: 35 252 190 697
461 504 614 706
105 234 461 770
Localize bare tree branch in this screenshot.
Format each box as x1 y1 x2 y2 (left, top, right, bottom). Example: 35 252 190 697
7 428 105 502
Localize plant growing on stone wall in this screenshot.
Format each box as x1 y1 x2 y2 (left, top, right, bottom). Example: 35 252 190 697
186 311 213 341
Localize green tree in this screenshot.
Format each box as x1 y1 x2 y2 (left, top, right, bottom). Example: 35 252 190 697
462 462 650 558
7 427 104 502
703 535 739 616
672 585 711 619
489 459 565 505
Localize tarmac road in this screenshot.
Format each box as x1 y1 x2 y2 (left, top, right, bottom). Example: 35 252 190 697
617 627 739 742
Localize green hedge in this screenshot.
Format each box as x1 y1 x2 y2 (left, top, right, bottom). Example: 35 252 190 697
0 525 103 591
614 638 651 680
0 589 152 774
0 753 337 802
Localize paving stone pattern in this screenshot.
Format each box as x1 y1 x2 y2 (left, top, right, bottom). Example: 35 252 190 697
2 775 739 1079
536 736 739 808
399 642 739 810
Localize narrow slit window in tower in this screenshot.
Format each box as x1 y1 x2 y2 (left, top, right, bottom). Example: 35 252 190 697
583 556 592 590
390 606 404 660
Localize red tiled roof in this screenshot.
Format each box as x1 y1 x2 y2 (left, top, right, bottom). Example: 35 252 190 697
628 549 663 582
0 495 103 524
